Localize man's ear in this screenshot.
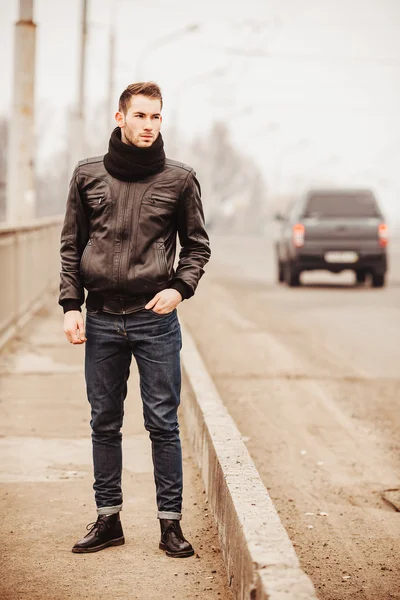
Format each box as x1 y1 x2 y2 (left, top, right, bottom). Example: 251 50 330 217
115 111 125 128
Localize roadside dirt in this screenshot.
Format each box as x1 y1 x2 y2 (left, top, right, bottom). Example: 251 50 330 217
180 234 400 600
0 303 233 600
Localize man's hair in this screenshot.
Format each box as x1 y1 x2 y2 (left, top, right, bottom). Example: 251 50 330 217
118 82 163 115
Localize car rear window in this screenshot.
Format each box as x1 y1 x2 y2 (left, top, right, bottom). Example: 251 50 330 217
303 192 381 218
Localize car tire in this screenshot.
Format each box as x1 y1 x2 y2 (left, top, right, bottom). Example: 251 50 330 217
372 272 385 288
278 261 285 283
285 263 301 287
355 270 366 284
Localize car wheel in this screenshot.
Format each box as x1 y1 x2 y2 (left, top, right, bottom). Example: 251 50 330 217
355 270 366 284
278 261 285 283
285 263 301 287
372 272 385 288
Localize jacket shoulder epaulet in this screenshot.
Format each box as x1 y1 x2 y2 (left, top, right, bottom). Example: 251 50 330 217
165 158 193 173
78 155 104 167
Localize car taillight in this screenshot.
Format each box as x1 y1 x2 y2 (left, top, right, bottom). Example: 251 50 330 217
378 223 388 247
292 223 305 247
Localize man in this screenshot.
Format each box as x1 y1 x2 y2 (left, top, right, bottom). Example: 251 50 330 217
59 82 210 557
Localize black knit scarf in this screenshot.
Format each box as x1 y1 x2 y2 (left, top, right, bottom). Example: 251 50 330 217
103 127 166 182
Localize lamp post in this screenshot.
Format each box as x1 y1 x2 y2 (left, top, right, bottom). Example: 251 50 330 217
107 21 116 131
68 0 89 175
7 0 37 223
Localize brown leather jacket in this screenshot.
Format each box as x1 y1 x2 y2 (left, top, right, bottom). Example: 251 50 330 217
59 156 211 314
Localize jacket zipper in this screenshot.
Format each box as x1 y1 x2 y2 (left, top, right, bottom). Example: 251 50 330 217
117 183 131 289
127 184 143 293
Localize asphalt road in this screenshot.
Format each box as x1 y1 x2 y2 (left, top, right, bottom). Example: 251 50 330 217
179 231 400 600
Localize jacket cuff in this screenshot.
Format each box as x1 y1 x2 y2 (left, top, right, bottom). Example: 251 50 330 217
170 279 193 300
61 300 82 314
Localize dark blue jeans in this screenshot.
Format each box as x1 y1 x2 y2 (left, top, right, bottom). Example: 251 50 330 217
84 308 183 520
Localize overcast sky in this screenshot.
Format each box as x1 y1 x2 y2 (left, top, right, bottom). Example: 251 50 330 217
1 0 400 220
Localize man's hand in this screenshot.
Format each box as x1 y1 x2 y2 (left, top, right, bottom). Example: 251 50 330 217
145 289 182 314
64 310 87 344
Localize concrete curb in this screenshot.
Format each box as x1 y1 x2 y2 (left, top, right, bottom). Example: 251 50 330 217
180 323 318 600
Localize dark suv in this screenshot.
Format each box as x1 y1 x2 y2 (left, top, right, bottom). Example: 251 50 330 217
275 189 388 287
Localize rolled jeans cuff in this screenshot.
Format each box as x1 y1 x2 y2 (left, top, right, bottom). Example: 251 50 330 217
158 511 182 520
97 504 122 516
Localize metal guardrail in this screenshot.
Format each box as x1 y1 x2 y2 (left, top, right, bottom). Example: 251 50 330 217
0 216 63 349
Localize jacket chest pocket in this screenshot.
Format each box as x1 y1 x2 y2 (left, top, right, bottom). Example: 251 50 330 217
85 193 112 226
85 191 112 209
142 193 178 212
87 194 105 205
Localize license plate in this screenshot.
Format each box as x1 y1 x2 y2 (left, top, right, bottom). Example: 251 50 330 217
325 251 359 263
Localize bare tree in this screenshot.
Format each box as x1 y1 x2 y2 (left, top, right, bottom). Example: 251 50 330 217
189 121 268 234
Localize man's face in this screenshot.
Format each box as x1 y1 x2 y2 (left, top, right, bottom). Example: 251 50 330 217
116 94 162 148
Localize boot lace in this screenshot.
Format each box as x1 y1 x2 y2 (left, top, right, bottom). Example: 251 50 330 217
86 517 108 535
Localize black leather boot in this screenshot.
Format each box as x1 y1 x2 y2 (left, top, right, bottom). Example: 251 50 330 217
159 519 194 558
72 513 125 553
